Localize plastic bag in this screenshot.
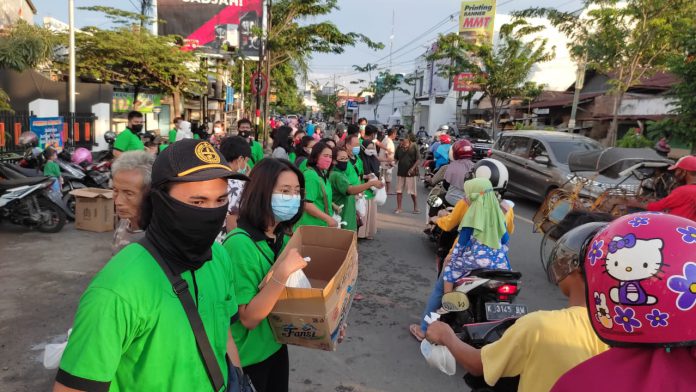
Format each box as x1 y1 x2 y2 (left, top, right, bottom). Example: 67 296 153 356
285 269 312 289
420 339 456 376
356 195 367 219
373 183 387 206
43 329 72 369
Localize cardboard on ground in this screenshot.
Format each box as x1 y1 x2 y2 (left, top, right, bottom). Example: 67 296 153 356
69 188 114 232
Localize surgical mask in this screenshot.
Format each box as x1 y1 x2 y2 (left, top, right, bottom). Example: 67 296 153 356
351 146 361 156
365 149 377 156
130 124 143 133
236 161 248 175
271 194 301 222
214 127 222 133
146 189 228 271
317 156 332 170
359 125 366 131
335 161 348 171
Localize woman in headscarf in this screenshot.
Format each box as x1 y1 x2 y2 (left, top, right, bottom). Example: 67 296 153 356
442 178 510 294
358 138 383 240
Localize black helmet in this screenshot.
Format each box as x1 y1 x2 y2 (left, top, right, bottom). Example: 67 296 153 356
473 158 508 191
18 131 39 148
104 131 116 144
546 222 607 284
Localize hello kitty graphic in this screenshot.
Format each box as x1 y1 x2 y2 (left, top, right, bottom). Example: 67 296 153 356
605 234 664 306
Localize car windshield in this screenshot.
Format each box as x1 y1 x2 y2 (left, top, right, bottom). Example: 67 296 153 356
548 140 602 164
460 128 490 140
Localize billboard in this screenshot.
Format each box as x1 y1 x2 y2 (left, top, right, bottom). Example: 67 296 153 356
30 117 64 151
112 92 162 113
157 0 263 58
459 0 496 45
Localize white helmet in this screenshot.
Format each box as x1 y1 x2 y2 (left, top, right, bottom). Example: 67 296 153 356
473 158 508 191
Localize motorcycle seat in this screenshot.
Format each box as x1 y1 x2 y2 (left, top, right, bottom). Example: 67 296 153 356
468 268 522 281
0 176 49 190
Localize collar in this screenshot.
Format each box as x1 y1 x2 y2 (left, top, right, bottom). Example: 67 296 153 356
237 218 272 242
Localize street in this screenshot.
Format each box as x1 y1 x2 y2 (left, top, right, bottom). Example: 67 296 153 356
0 184 564 392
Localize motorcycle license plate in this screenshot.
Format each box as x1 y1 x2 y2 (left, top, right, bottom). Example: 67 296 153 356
485 303 528 320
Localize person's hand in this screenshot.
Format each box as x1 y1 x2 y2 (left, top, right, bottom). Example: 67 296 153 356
429 216 439 223
443 254 452 267
326 217 339 228
337 323 348 344
426 321 455 345
369 179 384 189
276 248 308 279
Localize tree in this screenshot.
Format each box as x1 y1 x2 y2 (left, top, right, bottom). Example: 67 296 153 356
428 20 554 135
0 21 58 111
357 69 410 119
517 0 696 146
59 6 207 118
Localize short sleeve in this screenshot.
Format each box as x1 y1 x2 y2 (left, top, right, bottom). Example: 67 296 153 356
437 200 469 232
223 234 265 305
113 132 131 152
480 313 539 386
57 288 139 389
331 172 350 195
505 208 516 235
304 172 322 205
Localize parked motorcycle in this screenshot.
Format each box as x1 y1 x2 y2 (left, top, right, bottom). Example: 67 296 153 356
56 158 110 216
457 317 521 392
439 268 525 328
0 176 67 233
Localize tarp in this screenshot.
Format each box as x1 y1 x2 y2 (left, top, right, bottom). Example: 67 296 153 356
568 147 672 177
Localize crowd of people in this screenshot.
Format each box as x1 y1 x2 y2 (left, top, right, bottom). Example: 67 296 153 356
50 109 696 392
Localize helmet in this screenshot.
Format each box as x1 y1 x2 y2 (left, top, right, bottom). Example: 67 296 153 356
451 139 474 160
71 147 93 165
439 134 452 144
18 131 39 148
440 125 450 131
547 222 608 284
473 158 508 191
104 131 116 144
584 212 696 347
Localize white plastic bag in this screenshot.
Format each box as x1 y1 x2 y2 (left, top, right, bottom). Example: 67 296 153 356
43 329 72 369
285 269 312 288
356 195 367 219
373 183 387 206
420 339 456 376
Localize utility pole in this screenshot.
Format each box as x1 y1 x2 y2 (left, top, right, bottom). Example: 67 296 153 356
568 53 587 130
68 0 76 145
240 58 245 119
263 0 273 138
389 8 395 115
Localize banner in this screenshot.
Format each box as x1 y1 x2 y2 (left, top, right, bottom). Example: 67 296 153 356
157 0 263 58
112 92 162 113
459 0 496 45
30 117 64 151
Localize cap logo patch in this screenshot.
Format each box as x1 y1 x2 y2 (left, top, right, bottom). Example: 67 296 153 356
195 142 221 164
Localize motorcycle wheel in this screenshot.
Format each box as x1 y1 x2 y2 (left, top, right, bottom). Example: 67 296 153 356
37 197 66 233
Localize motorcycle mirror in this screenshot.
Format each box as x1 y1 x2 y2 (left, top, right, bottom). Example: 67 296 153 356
439 292 470 314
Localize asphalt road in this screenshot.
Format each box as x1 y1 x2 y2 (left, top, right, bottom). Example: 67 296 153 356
0 184 565 392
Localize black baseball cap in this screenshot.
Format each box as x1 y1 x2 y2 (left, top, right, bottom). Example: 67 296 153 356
152 139 248 187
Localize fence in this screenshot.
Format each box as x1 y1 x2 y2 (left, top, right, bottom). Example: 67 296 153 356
0 111 97 155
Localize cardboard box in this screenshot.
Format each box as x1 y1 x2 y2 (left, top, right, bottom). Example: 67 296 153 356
70 188 115 232
265 226 358 351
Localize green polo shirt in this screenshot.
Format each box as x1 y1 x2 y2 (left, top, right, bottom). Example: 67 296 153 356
330 169 357 231
249 141 264 168
57 243 236 392
223 226 289 367
296 167 333 228
168 128 177 143
113 128 145 152
288 152 297 165
43 160 61 178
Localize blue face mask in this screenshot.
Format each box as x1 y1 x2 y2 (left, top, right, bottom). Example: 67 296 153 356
352 146 361 156
271 194 301 222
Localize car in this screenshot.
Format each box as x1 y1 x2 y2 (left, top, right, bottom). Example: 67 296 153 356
491 130 603 202
455 126 494 160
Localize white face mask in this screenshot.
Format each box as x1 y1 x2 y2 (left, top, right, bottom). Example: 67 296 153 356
214 127 222 133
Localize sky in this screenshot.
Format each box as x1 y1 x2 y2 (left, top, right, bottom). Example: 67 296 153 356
32 0 584 90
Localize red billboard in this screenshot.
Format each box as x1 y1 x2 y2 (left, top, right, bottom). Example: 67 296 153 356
157 0 263 57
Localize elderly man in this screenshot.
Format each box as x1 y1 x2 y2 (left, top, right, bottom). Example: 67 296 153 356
111 151 155 253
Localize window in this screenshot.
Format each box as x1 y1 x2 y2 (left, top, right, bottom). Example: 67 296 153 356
547 140 602 164
495 136 510 151
529 140 549 160
506 137 530 157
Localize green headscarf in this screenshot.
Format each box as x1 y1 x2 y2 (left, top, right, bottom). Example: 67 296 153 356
458 178 507 249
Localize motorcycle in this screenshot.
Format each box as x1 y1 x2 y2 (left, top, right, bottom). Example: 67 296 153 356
57 158 110 216
0 176 67 233
439 268 525 328
457 317 521 392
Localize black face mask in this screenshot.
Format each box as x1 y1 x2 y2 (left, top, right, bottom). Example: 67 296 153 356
146 189 227 273
335 161 348 171
130 124 143 133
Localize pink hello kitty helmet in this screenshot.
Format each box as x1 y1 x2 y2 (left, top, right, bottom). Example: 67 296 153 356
584 212 696 347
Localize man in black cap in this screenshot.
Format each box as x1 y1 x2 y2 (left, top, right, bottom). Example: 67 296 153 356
54 140 248 392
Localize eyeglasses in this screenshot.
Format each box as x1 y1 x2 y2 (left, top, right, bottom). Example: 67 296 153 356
274 188 303 200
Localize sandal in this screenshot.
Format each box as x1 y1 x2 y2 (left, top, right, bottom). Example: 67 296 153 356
394 209 402 214
409 324 425 342
412 209 421 214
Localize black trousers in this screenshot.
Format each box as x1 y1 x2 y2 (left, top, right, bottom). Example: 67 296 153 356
243 345 289 392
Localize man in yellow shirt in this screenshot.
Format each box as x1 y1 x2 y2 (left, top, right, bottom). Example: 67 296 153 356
425 218 610 392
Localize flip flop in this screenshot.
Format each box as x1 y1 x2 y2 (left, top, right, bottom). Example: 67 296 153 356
394 209 402 214
409 324 425 342
412 210 421 214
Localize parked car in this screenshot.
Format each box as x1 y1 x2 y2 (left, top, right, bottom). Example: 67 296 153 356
455 126 494 160
491 131 603 202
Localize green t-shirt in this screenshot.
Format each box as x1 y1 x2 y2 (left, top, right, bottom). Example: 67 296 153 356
223 227 289 367
296 167 333 228
249 141 264 169
288 152 297 165
43 160 61 178
58 243 236 392
168 128 177 143
330 169 357 231
113 128 145 152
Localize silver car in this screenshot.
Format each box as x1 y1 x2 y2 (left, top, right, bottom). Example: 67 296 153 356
491 131 603 202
